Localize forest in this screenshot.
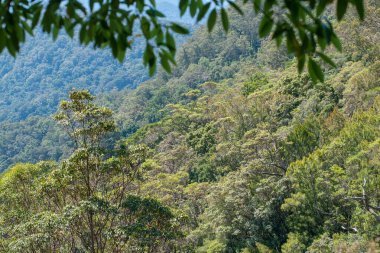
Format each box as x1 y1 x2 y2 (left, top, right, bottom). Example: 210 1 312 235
0 0 379 252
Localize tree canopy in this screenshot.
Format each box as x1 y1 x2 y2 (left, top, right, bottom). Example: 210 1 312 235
0 0 367 81
0 2 379 251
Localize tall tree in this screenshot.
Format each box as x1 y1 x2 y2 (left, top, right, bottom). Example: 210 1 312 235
0 90 181 252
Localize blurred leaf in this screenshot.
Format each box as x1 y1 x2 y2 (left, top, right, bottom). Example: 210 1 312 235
221 9 229 32
207 9 217 32
166 31 176 52
336 0 348 21
190 0 197 17
308 58 324 82
259 16 273 37
331 33 342 52
197 2 211 22
298 54 306 73
179 0 189 16
316 0 329 16
228 1 244 15
160 53 172 73
355 0 365 20
316 52 336 68
171 24 189 35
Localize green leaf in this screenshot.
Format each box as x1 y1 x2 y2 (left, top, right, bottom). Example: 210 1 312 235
6 40 17 57
354 0 365 20
179 0 189 16
272 25 284 47
117 49 126 63
79 25 87 43
308 58 324 82
331 33 342 52
286 29 297 53
136 1 144 12
264 0 275 12
53 26 59 40
143 44 157 76
32 6 43 28
0 29 5 52
336 0 348 21
190 0 197 17
197 2 211 22
141 17 151 38
21 21 33 36
228 1 244 15
207 9 217 32
253 0 262 13
316 52 336 68
149 62 157 76
298 54 306 73
166 31 176 52
258 16 273 37
221 9 229 32
110 36 118 58
317 36 327 50
160 53 172 73
171 23 189 34
316 0 328 16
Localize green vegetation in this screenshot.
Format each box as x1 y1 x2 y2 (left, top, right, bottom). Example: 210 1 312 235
0 91 181 252
0 0 370 80
0 30 148 122
0 1 379 252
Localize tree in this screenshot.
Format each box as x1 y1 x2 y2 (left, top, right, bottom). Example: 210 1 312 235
0 0 367 81
0 90 181 252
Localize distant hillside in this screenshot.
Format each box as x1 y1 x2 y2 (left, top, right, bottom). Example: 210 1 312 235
0 1 192 123
0 7 261 171
0 31 148 122
0 1 192 171
157 0 194 23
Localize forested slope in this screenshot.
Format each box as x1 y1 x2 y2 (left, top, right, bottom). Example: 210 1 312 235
0 7 259 171
0 31 149 122
0 0 191 123
111 4 380 251
0 2 192 171
0 2 379 252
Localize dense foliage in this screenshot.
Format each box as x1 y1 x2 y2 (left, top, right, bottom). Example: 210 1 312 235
0 30 148 123
0 1 192 123
0 3 190 171
0 6 258 171
0 0 369 80
0 1 379 252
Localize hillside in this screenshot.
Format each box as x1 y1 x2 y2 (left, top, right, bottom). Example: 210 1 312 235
0 0 193 123
0 1 379 252
0 31 149 122
0 7 259 171
0 2 193 171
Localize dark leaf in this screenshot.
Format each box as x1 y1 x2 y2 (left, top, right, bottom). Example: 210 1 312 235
171 24 189 34
228 1 244 15
221 9 229 32
336 0 348 21
197 2 211 22
259 16 273 37
298 54 306 73
179 0 189 16
207 9 217 32
316 52 336 67
354 0 365 20
308 58 324 82
331 33 342 52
